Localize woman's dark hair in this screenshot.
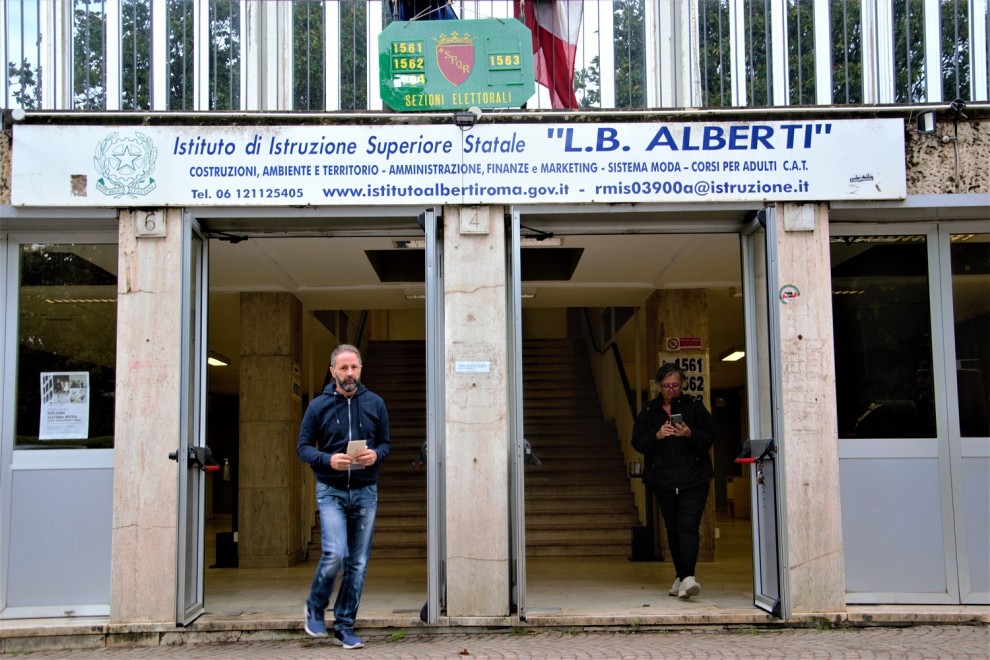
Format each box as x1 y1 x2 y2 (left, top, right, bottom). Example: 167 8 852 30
654 363 686 384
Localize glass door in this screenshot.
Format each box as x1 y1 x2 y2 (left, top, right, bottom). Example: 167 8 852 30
740 208 787 617
177 216 208 624
1 234 118 618
939 228 990 604
832 223 989 605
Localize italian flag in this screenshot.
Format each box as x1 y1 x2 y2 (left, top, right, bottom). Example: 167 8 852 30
514 0 584 109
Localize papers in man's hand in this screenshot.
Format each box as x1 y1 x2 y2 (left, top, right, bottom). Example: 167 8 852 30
346 440 367 470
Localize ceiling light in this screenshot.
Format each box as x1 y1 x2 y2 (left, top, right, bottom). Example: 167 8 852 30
208 351 230 367
720 348 745 362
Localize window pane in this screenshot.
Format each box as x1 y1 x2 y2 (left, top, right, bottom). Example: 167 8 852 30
168 0 195 110
787 0 815 105
339 0 368 110
73 0 108 109
15 244 118 449
950 233 990 437
5 0 44 109
830 0 863 104
940 0 972 102
121 0 152 110
744 0 773 105
293 0 325 111
698 0 731 107
210 0 240 110
892 0 926 103
831 236 935 438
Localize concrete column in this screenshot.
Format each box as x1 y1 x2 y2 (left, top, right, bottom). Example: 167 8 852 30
443 206 511 617
775 203 846 614
645 289 716 562
110 208 183 623
238 292 305 568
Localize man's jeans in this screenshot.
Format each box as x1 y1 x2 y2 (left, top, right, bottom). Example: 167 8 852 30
306 482 378 632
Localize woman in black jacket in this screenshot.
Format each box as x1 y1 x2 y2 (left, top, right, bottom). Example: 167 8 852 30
632 363 716 600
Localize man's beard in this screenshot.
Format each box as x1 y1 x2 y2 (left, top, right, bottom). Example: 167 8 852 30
337 377 358 393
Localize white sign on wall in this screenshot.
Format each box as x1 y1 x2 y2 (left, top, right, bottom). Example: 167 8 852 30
12 119 906 207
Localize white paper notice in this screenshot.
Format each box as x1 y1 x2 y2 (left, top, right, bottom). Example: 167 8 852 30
39 372 90 440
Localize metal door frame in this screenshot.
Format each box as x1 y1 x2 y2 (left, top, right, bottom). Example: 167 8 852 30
832 219 989 605
423 208 446 623
507 209 527 619
936 221 990 605
0 219 118 618
177 214 208 625
740 207 789 617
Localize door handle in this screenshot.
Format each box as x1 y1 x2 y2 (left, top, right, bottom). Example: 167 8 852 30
168 446 221 472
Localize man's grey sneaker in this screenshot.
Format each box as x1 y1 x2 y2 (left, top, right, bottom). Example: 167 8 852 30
333 629 365 649
668 578 682 597
678 575 701 599
304 605 327 637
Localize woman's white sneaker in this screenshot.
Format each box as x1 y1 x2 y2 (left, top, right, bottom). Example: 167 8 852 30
667 578 681 597
678 575 701 599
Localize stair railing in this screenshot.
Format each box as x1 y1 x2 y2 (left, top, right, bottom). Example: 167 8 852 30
582 308 650 527
582 308 637 421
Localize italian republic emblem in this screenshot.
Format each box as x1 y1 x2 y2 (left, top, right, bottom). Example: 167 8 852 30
94 132 158 198
436 31 474 86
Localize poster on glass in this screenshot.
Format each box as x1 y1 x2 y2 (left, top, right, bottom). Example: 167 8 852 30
39 371 90 440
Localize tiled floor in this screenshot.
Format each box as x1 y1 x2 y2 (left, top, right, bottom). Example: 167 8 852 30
200 516 760 627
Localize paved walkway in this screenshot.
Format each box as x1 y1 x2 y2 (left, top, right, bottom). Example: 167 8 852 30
13 625 989 659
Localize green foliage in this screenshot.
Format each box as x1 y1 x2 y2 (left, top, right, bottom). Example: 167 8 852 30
940 0 972 101
613 0 646 108
73 2 107 109
389 629 406 641
209 0 241 110
8 58 40 109
831 0 863 104
339 0 369 110
5 0 977 111
294 0 326 110
892 0 927 102
699 0 731 107
121 0 152 109
575 56 601 109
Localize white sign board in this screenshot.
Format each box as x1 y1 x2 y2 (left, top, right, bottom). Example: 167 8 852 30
12 119 906 207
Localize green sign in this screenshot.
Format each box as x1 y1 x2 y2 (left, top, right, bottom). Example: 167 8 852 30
379 18 535 112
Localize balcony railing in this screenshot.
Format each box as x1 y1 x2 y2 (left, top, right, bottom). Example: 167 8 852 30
2 0 987 113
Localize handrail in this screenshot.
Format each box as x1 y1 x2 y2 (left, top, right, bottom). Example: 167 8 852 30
355 310 369 355
582 308 638 421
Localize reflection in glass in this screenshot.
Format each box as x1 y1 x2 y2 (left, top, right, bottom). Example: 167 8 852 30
831 235 935 438
950 234 990 438
15 244 117 449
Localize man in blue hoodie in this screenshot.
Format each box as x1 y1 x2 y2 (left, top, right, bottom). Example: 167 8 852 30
297 344 391 649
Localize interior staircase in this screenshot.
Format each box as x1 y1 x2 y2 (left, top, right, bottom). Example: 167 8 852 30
308 338 638 559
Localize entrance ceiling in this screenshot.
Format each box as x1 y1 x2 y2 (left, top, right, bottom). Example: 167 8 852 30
202 208 751 395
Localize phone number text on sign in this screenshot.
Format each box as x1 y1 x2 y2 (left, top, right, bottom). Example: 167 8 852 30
657 351 709 405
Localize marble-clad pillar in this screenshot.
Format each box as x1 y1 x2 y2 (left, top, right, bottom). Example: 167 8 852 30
443 206 511 617
110 208 183 623
775 203 846 614
238 292 305 568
